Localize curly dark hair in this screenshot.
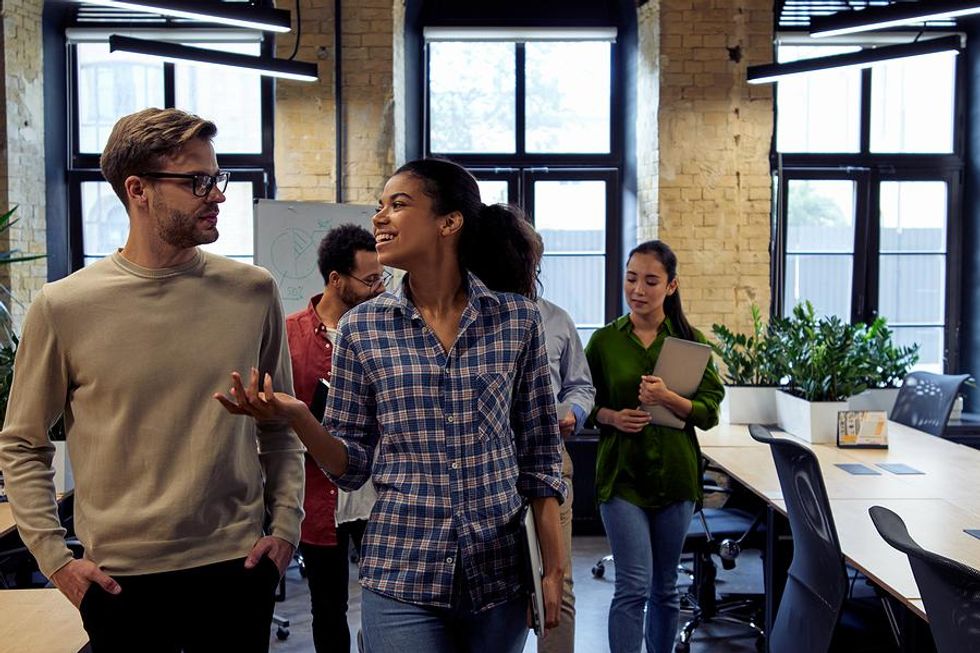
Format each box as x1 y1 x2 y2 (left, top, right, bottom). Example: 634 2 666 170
316 223 377 284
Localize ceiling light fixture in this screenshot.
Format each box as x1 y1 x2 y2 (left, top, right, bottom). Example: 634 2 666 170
810 1 980 39
109 34 318 82
75 0 292 33
747 35 961 85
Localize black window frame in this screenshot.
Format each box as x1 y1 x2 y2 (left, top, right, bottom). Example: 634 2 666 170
772 49 966 373
411 1 637 328
61 27 277 273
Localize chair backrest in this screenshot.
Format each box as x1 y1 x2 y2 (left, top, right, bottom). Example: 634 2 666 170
869 506 980 653
748 425 848 653
889 372 970 436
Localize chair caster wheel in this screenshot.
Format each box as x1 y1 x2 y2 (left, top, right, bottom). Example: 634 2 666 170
591 564 605 578
276 627 289 641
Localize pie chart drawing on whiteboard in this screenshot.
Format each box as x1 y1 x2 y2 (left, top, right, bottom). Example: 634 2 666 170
270 227 318 283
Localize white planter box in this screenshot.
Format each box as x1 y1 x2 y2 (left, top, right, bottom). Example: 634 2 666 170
721 386 778 425
775 390 848 444
52 441 74 494
848 388 901 415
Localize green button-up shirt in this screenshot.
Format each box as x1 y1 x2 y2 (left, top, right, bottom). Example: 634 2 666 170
585 314 724 509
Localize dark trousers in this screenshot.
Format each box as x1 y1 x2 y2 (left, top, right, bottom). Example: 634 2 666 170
299 520 366 653
79 556 280 653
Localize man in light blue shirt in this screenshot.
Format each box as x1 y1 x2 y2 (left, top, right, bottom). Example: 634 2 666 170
537 295 596 653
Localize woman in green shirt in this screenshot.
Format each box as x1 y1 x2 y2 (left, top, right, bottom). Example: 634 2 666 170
585 240 724 653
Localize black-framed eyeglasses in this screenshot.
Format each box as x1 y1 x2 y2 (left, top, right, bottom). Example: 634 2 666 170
140 171 230 198
347 270 393 290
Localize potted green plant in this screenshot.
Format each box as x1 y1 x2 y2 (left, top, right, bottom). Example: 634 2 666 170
770 301 872 443
711 304 784 424
848 317 920 413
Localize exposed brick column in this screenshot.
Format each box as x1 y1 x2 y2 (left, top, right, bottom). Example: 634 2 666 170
1 0 48 331
658 0 773 337
275 0 394 205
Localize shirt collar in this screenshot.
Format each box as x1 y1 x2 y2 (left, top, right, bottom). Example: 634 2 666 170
372 271 501 318
614 313 676 336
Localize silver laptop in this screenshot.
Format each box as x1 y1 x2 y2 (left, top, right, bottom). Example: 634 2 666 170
643 336 713 429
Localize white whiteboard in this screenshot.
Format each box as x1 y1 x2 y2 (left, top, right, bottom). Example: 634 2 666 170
253 199 375 316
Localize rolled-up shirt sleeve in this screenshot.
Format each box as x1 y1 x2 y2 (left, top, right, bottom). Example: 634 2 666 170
513 310 566 502
323 320 378 491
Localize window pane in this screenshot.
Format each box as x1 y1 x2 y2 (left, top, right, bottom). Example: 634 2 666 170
77 43 164 153
175 42 263 154
81 182 128 257
786 180 855 252
429 42 515 153
871 52 956 153
878 254 945 325
525 42 610 153
879 181 947 252
476 180 509 205
776 46 861 153
533 180 606 252
893 326 944 374
540 254 605 327
784 254 852 320
200 181 254 263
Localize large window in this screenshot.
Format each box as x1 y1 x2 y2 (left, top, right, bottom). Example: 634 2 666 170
67 33 274 268
426 31 622 343
773 42 963 373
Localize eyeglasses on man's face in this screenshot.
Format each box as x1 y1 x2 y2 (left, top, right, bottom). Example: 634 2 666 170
347 270 393 290
140 171 231 198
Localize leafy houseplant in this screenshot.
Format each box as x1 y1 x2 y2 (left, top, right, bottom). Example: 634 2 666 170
768 301 873 443
711 304 783 387
848 318 920 413
711 304 785 424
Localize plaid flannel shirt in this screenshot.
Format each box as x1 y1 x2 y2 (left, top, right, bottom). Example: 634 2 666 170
324 272 565 610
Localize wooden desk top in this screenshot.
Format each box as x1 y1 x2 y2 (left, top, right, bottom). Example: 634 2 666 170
0 589 87 653
697 421 773 448
0 503 14 538
703 443 939 504
704 422 980 622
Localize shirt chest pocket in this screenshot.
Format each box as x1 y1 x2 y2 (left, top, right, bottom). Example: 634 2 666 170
476 371 513 441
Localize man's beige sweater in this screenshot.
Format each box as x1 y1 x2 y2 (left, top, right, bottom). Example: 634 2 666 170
0 250 305 578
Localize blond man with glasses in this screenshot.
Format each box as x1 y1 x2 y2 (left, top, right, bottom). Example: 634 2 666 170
0 108 305 652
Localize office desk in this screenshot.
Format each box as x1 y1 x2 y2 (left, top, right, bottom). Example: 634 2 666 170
0 503 13 538
0 589 87 653
771 497 980 620
698 421 980 639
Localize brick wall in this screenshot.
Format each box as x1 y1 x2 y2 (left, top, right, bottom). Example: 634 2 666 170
636 1 660 243
0 0 47 332
657 0 773 339
275 0 394 205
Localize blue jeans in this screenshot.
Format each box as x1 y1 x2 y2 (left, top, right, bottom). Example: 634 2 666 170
600 496 695 653
361 588 528 653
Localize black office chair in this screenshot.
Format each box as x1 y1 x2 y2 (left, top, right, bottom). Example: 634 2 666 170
676 501 766 652
748 424 897 653
889 372 970 437
869 505 980 653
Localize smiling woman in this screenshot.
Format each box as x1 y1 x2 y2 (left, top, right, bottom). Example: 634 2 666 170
216 158 568 653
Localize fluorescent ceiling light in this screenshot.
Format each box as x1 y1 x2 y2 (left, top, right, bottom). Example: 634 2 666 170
810 1 980 38
109 34 318 82
74 0 292 33
747 35 961 85
423 26 617 42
